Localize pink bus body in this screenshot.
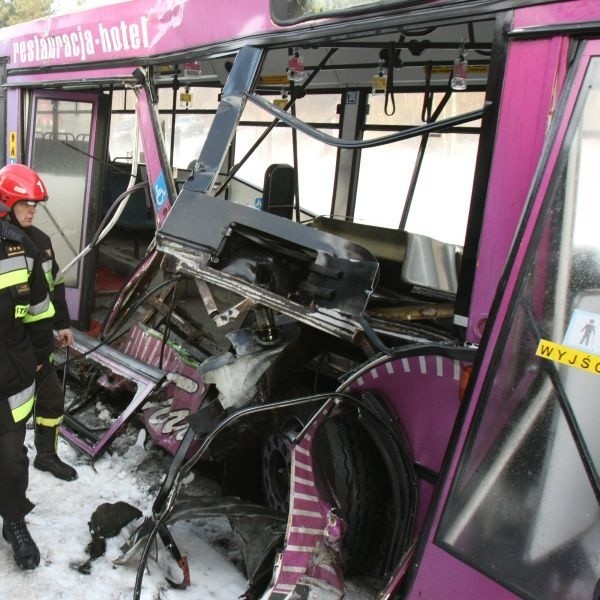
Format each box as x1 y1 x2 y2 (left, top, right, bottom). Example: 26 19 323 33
0 1 598 598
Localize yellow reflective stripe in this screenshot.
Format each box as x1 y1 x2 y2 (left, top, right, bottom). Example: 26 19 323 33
35 415 63 427
0 267 28 290
28 294 52 316
9 382 35 423
23 302 55 323
23 295 55 323
12 397 34 422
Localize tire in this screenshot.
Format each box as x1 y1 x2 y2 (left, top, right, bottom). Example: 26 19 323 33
312 411 392 576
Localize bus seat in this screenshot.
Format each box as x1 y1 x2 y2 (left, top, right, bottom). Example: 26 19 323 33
104 161 155 258
310 217 461 295
262 163 295 219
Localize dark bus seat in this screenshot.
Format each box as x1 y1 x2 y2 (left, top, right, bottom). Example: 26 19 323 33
262 163 295 219
103 161 155 257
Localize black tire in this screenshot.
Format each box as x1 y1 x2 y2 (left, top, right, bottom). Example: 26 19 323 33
312 411 392 576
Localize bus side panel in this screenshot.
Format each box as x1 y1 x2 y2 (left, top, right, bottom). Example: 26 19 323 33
514 0 600 27
407 543 521 599
5 88 23 164
467 35 567 344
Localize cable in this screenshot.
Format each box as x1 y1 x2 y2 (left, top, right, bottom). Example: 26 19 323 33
37 276 180 393
56 181 149 280
158 280 178 370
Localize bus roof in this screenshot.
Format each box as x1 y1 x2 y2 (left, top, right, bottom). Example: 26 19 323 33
0 0 567 73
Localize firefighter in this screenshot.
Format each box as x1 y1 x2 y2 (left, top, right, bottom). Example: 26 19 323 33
0 184 55 570
0 164 78 482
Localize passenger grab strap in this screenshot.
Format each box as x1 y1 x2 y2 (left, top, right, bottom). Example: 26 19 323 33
384 41 399 116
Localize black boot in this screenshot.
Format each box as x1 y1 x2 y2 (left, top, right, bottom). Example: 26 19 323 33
34 427 78 481
2 519 40 570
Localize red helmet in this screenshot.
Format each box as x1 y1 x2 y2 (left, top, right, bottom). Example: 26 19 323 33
0 163 48 217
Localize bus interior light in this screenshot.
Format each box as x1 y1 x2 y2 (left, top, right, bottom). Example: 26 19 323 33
451 40 468 91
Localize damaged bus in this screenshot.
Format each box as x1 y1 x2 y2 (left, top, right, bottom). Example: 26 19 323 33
0 0 598 597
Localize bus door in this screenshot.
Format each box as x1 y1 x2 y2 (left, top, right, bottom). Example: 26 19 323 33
405 38 600 600
27 90 109 329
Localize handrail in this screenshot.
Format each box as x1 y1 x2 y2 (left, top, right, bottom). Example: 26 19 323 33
246 93 490 149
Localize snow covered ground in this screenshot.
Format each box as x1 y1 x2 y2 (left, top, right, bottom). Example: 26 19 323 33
2 424 248 600
2 417 377 599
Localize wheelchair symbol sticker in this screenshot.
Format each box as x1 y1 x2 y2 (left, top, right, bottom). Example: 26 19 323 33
153 171 169 208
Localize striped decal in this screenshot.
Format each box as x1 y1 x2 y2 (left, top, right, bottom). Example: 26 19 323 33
270 418 345 597
436 355 444 376
348 354 464 392
123 325 182 370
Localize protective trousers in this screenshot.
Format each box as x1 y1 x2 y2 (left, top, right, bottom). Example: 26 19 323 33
33 361 77 481
34 361 64 431
0 425 35 521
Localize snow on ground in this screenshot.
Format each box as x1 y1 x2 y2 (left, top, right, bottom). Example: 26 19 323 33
1 424 248 600
2 418 376 599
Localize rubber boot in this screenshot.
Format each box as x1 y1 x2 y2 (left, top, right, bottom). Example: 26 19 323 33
33 426 78 481
2 519 40 570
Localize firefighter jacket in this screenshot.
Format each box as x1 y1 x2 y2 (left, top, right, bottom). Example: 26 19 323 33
22 224 70 331
0 220 55 427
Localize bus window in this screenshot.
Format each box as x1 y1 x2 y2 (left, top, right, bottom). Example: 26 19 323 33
157 86 218 170
437 53 600 600
355 91 485 245
109 88 138 161
30 96 94 288
293 94 339 216
234 92 339 216
109 112 137 161
108 85 218 169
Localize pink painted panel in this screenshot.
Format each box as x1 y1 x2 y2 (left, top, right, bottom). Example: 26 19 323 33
514 0 600 27
346 354 465 474
408 543 520 599
0 0 276 70
467 35 565 343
